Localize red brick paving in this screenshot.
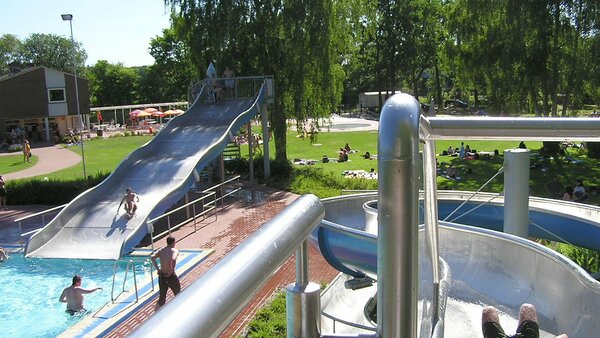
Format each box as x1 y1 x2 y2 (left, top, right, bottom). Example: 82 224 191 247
103 183 339 337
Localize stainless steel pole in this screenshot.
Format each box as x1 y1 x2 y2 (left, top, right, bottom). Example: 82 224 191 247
66 17 87 178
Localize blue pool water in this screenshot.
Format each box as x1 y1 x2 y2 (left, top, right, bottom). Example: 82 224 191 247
0 253 152 338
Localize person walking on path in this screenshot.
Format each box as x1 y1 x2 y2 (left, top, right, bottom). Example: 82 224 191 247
23 140 31 163
0 175 7 210
151 236 181 307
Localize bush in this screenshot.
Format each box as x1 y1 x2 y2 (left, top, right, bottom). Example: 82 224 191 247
8 144 23 152
551 242 600 274
6 172 110 205
242 291 287 337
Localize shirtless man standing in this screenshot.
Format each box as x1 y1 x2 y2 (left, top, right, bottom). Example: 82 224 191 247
151 236 181 307
59 275 102 315
118 188 140 219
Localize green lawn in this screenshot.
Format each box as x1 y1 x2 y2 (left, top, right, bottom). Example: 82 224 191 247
35 135 153 181
0 153 39 174
26 130 599 205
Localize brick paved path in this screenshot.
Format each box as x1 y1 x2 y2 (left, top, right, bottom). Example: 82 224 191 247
104 184 338 337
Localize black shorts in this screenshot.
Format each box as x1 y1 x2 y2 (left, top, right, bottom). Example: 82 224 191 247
65 309 87 316
483 320 539 338
0 188 6 197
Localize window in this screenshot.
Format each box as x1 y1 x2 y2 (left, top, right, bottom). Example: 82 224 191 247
48 88 66 103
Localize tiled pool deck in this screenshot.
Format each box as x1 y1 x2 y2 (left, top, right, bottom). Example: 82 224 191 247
0 183 339 337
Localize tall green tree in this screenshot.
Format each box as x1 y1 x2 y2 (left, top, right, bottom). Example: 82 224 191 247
139 26 197 102
0 34 22 75
86 60 140 106
19 33 86 74
165 0 346 162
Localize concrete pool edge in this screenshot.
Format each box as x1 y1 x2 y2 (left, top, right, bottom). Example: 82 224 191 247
59 248 213 338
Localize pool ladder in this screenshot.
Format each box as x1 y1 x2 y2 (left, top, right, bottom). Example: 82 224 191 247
111 258 155 303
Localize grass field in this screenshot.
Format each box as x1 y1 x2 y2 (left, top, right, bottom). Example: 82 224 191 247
0 153 39 174
34 135 153 181
25 129 599 205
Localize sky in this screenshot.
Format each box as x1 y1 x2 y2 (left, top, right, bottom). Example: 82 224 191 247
0 0 173 67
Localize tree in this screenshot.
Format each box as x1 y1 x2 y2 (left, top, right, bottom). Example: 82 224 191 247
165 0 346 162
86 60 140 107
0 34 22 75
19 33 86 74
139 26 196 103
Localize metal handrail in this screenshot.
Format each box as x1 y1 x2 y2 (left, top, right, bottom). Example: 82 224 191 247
146 191 217 250
14 204 67 239
201 175 242 210
145 175 241 251
111 257 155 303
130 194 324 338
321 310 377 332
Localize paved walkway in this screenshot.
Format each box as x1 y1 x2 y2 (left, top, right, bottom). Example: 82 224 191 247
0 142 81 181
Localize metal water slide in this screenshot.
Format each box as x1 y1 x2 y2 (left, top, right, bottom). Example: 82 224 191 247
312 94 600 337
25 80 269 260
315 194 600 337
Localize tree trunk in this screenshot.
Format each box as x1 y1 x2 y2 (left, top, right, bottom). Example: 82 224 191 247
435 63 442 110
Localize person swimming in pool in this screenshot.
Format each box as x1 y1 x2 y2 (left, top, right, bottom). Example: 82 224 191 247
59 275 102 315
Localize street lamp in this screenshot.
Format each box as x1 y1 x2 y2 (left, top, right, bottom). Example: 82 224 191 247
61 13 87 179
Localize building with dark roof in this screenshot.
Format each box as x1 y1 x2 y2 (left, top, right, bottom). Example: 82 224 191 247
0 66 89 143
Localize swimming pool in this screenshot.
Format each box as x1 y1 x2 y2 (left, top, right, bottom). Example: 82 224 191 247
0 252 153 338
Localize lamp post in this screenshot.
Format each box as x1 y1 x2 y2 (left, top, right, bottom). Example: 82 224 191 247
61 14 87 179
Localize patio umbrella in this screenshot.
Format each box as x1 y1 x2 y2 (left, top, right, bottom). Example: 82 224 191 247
143 107 158 113
175 109 185 115
164 109 179 116
130 109 143 117
152 111 165 118
137 111 153 117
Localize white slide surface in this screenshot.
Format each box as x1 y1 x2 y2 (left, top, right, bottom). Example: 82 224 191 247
26 85 266 259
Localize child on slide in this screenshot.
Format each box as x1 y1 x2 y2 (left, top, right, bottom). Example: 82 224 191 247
118 188 140 219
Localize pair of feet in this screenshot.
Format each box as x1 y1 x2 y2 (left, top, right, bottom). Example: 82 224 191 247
482 303 568 338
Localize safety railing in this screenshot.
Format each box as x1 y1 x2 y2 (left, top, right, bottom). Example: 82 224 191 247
145 175 242 251
111 257 155 303
201 175 242 210
14 204 67 241
188 75 274 104
145 191 217 251
129 194 324 338
321 311 377 333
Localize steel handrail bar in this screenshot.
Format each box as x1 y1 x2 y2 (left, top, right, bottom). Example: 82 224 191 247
150 206 216 241
13 204 67 223
147 192 217 245
14 204 67 237
110 257 155 303
146 191 216 225
321 310 377 332
130 194 324 338
145 176 239 251
201 175 241 210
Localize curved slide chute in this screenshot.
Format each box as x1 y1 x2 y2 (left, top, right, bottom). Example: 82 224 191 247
26 83 267 259
311 193 600 337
